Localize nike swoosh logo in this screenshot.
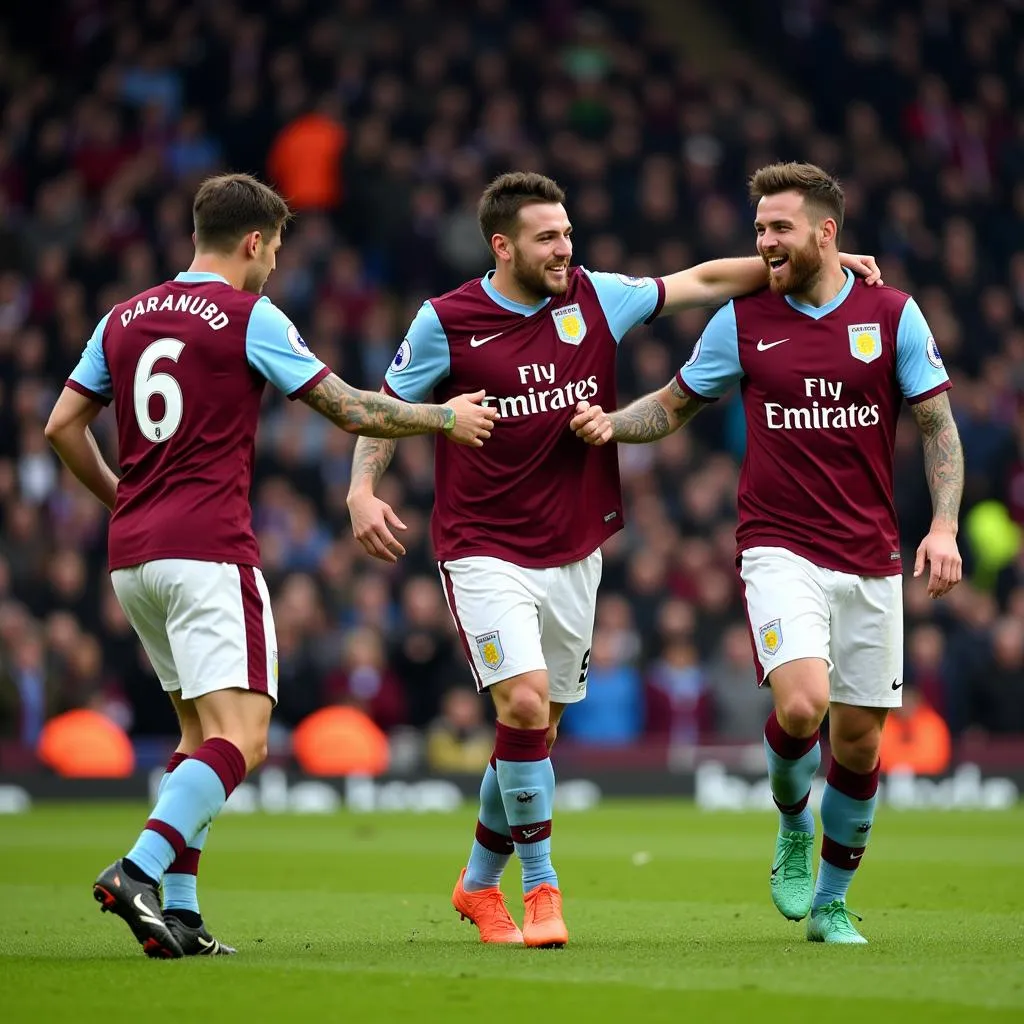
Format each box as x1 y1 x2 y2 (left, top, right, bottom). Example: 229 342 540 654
756 338 790 351
133 892 167 929
470 333 503 347
521 827 544 839
198 936 218 951
891 679 903 690
849 851 864 860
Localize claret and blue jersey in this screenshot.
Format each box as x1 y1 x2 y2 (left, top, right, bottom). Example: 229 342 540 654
677 270 951 576
383 266 665 568
68 271 329 570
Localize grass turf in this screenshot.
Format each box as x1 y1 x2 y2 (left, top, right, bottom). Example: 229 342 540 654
1 801 1022 1022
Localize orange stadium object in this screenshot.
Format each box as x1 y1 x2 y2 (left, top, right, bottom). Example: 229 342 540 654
37 709 135 778
292 706 390 776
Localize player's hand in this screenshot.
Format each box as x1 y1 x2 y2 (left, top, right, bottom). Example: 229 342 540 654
443 390 498 446
570 401 614 446
347 490 407 563
839 252 883 286
914 528 962 599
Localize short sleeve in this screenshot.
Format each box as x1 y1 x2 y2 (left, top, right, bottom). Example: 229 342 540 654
384 301 451 402
66 312 113 403
678 301 743 399
583 269 665 343
895 297 951 404
245 298 330 398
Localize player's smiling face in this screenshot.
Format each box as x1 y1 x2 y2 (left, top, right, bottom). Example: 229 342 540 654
754 191 825 297
507 202 573 301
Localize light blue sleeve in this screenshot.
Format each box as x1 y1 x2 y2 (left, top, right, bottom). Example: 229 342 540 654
583 269 661 343
68 312 113 399
679 301 743 398
896 297 950 400
245 298 329 395
384 301 450 401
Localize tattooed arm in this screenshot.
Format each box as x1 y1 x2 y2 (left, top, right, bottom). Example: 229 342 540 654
302 374 495 444
570 378 707 446
909 392 964 598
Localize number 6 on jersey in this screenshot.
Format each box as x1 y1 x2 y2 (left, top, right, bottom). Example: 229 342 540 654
135 337 185 442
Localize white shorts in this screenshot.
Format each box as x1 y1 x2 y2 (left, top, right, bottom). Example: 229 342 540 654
438 552 602 705
739 546 903 708
110 559 278 704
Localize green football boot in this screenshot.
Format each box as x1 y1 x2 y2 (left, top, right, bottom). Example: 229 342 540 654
770 829 814 921
807 899 867 944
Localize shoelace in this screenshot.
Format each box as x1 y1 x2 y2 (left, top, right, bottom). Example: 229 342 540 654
529 886 559 917
817 899 864 928
774 834 811 880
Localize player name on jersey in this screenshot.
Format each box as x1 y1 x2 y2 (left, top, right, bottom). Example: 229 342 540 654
118 292 231 330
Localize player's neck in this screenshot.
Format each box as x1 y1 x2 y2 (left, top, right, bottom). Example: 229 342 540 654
490 266 546 307
188 255 246 291
790 259 847 309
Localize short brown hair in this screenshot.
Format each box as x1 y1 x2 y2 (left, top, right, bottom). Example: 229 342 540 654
193 173 292 253
478 172 566 250
748 162 845 235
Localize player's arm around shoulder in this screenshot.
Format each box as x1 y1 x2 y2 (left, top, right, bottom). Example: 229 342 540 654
570 377 706 446
658 253 883 313
910 391 964 599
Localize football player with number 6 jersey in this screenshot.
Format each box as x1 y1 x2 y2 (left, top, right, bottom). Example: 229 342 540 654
571 162 965 944
45 173 496 958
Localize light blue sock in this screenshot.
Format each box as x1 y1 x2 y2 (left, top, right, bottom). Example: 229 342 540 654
814 762 879 909
764 733 820 833
162 824 209 914
464 762 513 891
126 760 228 883
813 860 856 908
497 755 557 893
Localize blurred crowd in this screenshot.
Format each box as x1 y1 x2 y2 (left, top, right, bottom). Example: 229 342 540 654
0 0 1022 774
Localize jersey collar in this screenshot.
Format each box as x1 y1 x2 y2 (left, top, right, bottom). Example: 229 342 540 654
784 267 855 320
175 271 231 285
480 270 552 315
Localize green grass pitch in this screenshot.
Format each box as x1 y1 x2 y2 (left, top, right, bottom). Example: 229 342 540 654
1 801 1022 1022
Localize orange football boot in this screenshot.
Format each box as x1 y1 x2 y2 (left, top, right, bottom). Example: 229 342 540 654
522 882 568 948
451 868 524 944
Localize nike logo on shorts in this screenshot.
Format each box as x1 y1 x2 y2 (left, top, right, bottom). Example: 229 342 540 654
891 679 903 690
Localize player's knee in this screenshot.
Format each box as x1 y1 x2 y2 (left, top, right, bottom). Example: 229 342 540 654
502 686 548 730
776 694 828 737
832 735 881 775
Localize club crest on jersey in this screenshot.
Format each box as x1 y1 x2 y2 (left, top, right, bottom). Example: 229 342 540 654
759 619 783 657
552 304 587 346
848 323 882 364
475 631 504 670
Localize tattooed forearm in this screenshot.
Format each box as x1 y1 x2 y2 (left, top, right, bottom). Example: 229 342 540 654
609 378 706 443
302 374 447 438
350 436 397 491
911 393 964 530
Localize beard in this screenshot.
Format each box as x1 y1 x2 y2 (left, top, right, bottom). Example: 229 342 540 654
511 250 569 301
766 237 823 296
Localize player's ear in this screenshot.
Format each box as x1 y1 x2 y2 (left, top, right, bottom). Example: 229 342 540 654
491 233 512 264
820 217 837 248
243 231 261 259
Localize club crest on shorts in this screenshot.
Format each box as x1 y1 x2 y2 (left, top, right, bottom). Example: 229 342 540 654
848 322 882 363
552 304 587 345
759 619 783 657
475 631 504 670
